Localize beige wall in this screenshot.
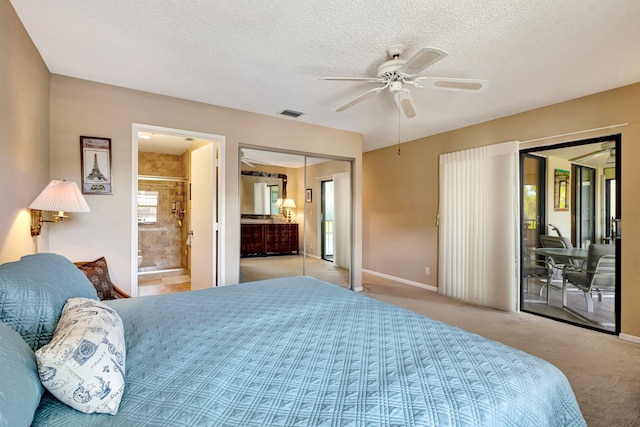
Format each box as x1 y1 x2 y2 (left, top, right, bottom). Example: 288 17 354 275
48 75 362 294
0 1 51 262
363 82 640 336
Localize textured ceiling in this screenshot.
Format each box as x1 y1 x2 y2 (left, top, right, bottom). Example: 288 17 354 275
10 0 640 152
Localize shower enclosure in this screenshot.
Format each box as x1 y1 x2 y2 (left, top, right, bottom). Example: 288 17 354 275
137 150 190 287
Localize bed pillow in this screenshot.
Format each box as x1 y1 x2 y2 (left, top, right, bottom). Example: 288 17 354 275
0 253 99 351
76 257 117 300
35 297 126 415
0 320 44 427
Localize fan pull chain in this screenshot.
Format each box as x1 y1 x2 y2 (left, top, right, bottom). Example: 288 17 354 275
397 93 401 156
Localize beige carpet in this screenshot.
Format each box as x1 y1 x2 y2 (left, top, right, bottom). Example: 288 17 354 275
240 255 350 288
362 272 640 427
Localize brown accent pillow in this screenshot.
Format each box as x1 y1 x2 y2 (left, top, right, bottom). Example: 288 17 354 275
76 257 116 300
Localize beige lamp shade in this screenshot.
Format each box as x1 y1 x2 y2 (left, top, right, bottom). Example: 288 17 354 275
282 198 296 208
29 180 91 213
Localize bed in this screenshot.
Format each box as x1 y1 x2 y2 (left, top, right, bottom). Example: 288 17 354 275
0 254 585 426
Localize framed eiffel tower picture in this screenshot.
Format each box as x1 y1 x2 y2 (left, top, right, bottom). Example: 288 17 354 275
80 136 112 194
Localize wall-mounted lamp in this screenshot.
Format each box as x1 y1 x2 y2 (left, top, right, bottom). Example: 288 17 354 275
29 180 91 237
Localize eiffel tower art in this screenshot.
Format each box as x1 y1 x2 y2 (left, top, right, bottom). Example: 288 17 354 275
81 136 112 194
87 153 107 181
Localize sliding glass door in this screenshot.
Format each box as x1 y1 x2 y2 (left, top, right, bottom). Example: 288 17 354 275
521 154 546 276
520 135 620 334
572 164 596 249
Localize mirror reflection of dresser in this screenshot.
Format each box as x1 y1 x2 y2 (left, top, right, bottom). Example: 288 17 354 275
240 222 299 257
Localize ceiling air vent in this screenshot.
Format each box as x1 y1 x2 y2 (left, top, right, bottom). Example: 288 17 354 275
278 109 304 118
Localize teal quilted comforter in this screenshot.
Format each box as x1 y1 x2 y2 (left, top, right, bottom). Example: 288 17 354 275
33 276 585 426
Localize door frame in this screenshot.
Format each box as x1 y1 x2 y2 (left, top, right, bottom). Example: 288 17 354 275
519 153 547 310
131 123 225 296
519 134 621 334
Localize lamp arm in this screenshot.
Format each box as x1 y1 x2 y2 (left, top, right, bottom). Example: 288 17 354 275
30 209 68 236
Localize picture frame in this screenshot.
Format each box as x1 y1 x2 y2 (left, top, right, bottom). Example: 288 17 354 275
553 169 569 211
305 188 312 203
80 136 112 194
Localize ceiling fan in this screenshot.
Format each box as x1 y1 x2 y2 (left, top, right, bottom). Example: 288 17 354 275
321 45 488 118
240 150 272 168
569 141 616 165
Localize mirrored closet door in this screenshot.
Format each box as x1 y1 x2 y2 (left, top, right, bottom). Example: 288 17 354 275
239 147 352 289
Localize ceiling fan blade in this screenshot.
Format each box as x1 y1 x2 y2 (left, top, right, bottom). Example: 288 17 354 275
569 149 607 162
398 47 448 75
394 90 417 119
320 77 386 83
335 87 384 112
413 77 489 91
247 158 272 165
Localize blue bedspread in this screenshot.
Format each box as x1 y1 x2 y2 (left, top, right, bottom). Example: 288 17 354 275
33 276 585 426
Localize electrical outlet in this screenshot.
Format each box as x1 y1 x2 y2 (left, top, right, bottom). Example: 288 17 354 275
425 267 430 276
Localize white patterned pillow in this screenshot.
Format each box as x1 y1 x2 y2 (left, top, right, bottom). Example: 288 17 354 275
35 297 126 415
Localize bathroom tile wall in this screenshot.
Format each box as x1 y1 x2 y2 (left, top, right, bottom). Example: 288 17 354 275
138 152 187 270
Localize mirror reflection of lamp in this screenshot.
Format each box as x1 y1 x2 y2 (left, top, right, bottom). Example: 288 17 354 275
275 198 296 222
29 180 91 252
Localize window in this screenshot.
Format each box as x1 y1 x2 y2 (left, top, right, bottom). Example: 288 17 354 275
137 191 158 224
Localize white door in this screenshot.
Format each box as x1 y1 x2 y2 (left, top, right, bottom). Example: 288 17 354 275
190 142 217 289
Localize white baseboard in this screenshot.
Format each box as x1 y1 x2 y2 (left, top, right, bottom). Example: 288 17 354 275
619 333 640 344
363 269 438 292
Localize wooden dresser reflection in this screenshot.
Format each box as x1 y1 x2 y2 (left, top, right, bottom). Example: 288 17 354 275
241 223 299 257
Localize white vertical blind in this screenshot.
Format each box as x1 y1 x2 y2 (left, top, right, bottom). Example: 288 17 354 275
438 141 520 312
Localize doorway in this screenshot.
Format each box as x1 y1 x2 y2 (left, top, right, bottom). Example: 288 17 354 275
131 124 224 297
519 135 621 334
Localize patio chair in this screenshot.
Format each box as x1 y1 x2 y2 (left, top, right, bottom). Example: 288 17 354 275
538 235 580 296
562 244 615 312
523 258 549 302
